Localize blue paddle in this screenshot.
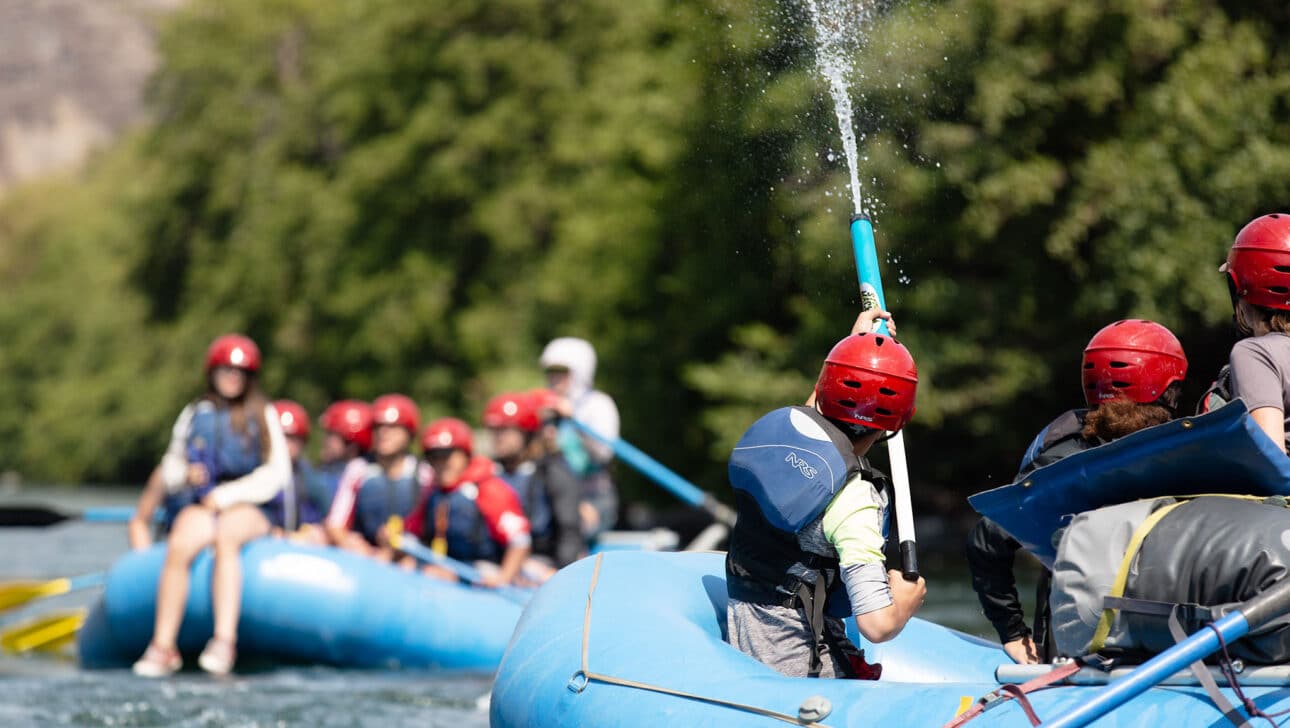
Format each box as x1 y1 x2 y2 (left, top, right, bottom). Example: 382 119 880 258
0 505 160 527
1042 577 1290 727
384 517 530 605
849 214 918 579
569 419 736 527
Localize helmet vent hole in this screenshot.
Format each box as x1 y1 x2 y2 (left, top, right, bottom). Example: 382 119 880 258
1270 286 1290 294
875 407 893 416
874 337 885 346
1083 362 1094 369
1109 361 1130 368
1273 214 1282 219
1112 381 1132 388
1275 266 1290 273
837 399 857 408
879 387 898 396
843 380 862 389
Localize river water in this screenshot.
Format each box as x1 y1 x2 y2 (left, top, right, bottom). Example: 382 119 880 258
0 487 1014 727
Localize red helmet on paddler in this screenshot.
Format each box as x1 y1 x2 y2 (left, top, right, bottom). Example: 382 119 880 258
1081 320 1187 408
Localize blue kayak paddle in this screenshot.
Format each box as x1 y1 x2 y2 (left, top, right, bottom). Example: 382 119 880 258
0 505 160 527
849 214 918 579
569 420 736 527
385 516 530 605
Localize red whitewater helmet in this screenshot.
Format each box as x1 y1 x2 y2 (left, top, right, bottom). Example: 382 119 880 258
1224 213 1290 311
372 394 421 434
528 388 563 421
1082 320 1187 407
815 333 918 432
422 417 474 455
205 334 261 373
482 392 541 433
273 399 310 439
321 399 374 451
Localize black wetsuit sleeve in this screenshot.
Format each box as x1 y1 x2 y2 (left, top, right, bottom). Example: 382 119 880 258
966 516 1030 645
544 456 586 568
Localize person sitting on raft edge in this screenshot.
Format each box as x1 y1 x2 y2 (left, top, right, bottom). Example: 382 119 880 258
965 319 1187 665
725 308 925 679
132 334 292 678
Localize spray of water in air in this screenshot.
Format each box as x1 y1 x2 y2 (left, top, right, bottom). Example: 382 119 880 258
803 0 874 217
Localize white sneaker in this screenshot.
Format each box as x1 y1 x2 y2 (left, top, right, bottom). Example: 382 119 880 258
132 643 181 677
197 638 236 676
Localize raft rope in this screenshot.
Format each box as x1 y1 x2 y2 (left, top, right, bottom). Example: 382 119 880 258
568 553 833 727
1209 625 1290 728
940 660 1081 728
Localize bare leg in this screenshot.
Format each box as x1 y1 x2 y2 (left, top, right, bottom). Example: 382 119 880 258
210 505 271 644
152 506 217 650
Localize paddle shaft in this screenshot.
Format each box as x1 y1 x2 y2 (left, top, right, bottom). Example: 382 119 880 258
569 419 736 527
389 528 529 605
1043 578 1290 728
849 214 918 579
0 505 156 527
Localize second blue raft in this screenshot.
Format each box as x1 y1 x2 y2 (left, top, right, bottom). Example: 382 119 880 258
79 540 527 672
491 550 1290 727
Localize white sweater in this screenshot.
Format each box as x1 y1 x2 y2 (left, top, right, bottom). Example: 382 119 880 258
159 401 291 510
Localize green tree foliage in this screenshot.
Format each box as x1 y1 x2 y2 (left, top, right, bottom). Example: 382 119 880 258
3 0 1289 510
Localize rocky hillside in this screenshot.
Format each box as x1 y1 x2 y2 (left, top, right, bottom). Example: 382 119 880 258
0 0 182 193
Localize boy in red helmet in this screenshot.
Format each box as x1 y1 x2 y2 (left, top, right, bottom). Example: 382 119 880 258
967 319 1187 665
485 391 584 576
404 418 532 587
1220 213 1290 452
324 394 430 557
309 400 374 512
725 309 926 679
269 399 323 532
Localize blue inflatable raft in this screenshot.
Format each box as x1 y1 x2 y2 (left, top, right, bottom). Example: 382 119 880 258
78 540 526 672
490 551 1290 727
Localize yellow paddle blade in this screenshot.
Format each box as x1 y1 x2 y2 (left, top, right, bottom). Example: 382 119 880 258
1 609 85 653
0 578 71 612
385 515 404 549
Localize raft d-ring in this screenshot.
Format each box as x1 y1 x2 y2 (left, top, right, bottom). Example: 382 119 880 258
567 670 589 693
1021 480 1033 488
1181 419 1193 429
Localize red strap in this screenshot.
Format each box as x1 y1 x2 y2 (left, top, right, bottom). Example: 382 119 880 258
941 660 1082 728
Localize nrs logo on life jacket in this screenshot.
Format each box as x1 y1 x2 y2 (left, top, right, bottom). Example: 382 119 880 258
785 452 819 479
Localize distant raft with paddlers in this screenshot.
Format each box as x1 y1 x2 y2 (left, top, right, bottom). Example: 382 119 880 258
490 550 1290 727
78 540 529 671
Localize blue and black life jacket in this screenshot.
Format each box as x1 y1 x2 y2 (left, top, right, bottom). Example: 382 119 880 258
353 456 420 544
421 483 503 565
724 405 888 677
306 459 348 514
260 459 322 531
1017 409 1096 477
162 401 264 529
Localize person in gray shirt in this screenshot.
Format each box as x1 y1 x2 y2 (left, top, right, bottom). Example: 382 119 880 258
1222 213 1290 453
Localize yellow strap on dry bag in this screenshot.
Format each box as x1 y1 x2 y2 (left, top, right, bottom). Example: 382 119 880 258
1087 500 1187 654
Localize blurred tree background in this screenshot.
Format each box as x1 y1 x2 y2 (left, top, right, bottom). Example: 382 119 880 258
2 0 1287 524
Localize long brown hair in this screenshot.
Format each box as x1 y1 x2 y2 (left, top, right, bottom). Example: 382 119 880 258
1081 383 1181 442
1236 300 1290 337
204 373 272 459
